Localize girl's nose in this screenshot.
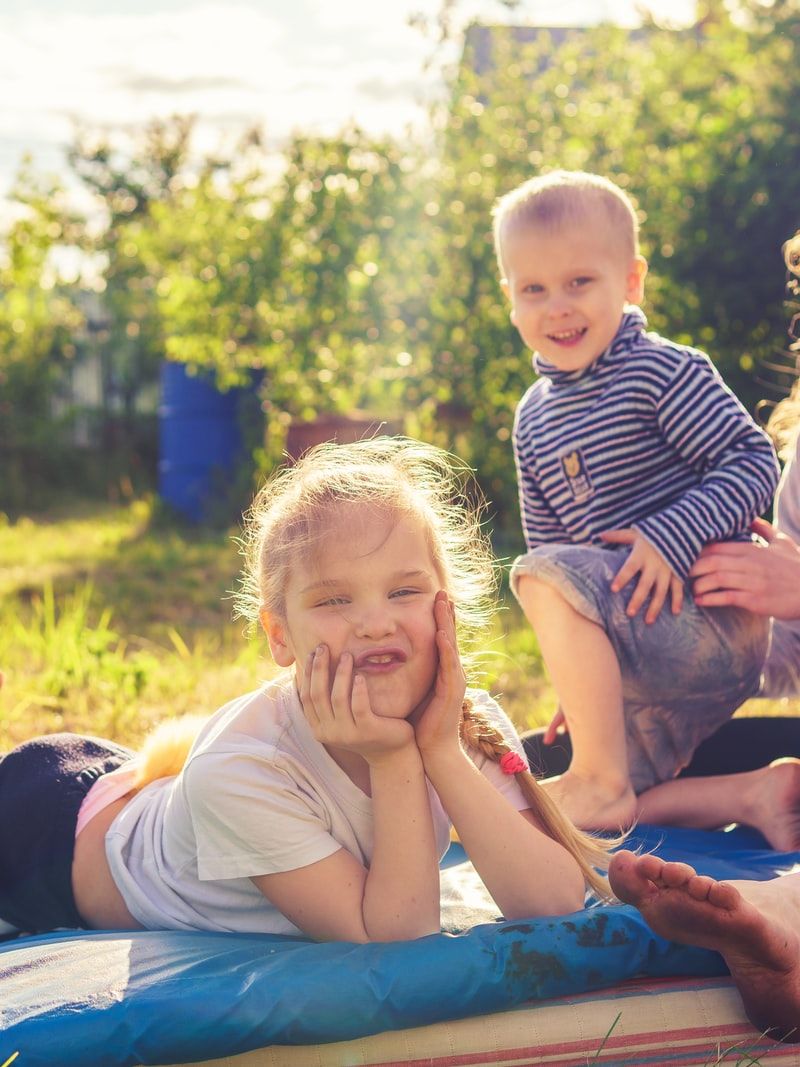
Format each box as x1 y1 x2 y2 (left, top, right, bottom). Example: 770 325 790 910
353 605 396 639
547 295 572 318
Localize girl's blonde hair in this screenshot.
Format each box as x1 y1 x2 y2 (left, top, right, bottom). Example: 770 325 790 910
135 437 619 898
768 232 800 459
235 436 497 652
460 701 617 900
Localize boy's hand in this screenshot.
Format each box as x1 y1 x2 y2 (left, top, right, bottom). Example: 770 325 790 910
411 591 467 759
543 706 567 745
601 528 684 623
300 644 415 762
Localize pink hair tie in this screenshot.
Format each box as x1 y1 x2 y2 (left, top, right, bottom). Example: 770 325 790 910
499 751 527 776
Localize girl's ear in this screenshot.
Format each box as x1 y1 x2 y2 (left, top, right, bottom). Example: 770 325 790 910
260 610 295 668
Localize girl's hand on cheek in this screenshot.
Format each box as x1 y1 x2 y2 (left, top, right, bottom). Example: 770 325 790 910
412 591 467 759
300 644 414 763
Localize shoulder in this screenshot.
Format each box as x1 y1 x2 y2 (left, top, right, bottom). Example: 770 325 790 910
624 328 722 397
634 328 715 372
515 377 549 417
182 678 304 791
192 677 293 747
465 688 523 753
514 379 551 451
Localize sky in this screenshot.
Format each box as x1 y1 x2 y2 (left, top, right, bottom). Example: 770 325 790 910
0 0 696 206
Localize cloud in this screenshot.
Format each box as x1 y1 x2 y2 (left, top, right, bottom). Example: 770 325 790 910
110 72 251 94
0 0 695 201
355 77 427 102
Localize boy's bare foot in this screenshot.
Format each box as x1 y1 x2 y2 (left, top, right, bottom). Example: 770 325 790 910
742 759 800 853
609 849 800 1041
541 770 636 831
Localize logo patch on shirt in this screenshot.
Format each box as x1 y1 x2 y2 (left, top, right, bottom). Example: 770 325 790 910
560 448 594 501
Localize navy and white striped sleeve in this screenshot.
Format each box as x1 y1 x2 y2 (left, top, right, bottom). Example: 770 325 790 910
633 353 780 578
513 427 566 550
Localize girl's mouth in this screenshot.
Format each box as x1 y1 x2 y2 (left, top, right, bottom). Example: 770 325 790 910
354 648 407 673
547 327 587 347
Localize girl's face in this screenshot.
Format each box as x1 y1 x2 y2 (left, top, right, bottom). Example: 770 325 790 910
263 507 443 721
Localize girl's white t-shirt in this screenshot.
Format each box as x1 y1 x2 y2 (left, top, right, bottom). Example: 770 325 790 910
104 676 530 935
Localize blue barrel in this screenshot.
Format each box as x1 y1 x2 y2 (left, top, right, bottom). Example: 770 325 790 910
158 362 260 521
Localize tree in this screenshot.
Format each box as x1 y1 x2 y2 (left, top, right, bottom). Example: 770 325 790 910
67 116 197 430
145 127 433 465
0 165 84 507
405 3 800 533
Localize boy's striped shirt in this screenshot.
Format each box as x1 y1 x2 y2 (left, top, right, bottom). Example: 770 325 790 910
512 307 780 580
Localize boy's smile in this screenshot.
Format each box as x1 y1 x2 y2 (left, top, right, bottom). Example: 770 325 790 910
501 217 647 374
263 507 441 722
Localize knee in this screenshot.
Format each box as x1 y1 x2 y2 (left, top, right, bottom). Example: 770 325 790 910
516 575 570 617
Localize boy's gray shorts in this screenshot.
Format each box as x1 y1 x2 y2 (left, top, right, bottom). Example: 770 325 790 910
510 543 770 794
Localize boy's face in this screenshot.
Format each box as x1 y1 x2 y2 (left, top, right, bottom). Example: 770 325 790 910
500 214 647 374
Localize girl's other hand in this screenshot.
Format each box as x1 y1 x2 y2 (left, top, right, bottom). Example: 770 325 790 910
411 591 467 758
690 519 800 620
300 644 414 762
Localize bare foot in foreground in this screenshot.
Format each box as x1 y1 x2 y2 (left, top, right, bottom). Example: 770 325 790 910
743 759 800 853
609 849 800 1041
541 770 636 832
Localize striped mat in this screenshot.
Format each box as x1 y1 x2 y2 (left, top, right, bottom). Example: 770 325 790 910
166 976 799 1066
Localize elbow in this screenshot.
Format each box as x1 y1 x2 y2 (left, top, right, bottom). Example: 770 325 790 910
504 892 584 922
549 884 587 917
363 912 441 944
503 871 586 921
558 871 589 915
555 866 590 914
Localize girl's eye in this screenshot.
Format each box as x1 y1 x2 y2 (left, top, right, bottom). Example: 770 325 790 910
571 276 592 288
390 587 419 599
315 596 348 607
522 283 544 294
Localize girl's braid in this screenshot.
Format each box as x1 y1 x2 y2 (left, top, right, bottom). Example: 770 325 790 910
459 699 620 901
458 698 510 760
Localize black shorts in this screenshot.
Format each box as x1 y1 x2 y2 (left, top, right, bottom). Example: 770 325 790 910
0 733 134 933
522 716 800 780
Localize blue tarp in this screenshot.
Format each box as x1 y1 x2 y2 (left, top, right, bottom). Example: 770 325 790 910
1 824 796 1067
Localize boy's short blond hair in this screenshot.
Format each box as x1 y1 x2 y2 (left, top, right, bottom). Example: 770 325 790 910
492 170 640 276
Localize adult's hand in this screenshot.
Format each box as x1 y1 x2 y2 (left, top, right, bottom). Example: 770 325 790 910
690 518 800 620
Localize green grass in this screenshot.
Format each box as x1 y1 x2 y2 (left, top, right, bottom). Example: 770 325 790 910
1 498 798 751
586 1010 775 1065
0 498 271 748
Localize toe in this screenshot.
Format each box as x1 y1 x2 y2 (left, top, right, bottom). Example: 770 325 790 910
707 879 741 911
637 852 667 882
687 874 714 901
609 851 655 904
660 860 698 889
